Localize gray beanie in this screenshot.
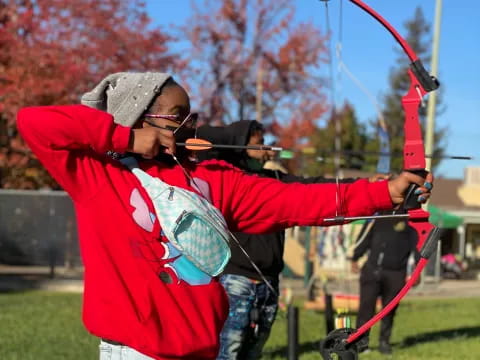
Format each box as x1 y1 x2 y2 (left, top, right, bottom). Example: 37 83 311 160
81 72 172 127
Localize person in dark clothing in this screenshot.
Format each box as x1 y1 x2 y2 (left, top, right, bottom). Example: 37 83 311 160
350 217 419 355
196 120 359 360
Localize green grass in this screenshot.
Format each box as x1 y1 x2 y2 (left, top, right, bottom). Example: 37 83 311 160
0 291 479 359
0 291 98 360
264 298 480 360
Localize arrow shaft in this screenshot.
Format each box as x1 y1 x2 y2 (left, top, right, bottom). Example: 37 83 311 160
323 214 410 223
176 142 283 151
317 149 471 160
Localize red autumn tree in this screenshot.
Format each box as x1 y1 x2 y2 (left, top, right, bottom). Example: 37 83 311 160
0 0 182 189
181 0 329 161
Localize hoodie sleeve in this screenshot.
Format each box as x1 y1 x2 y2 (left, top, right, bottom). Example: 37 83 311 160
196 125 238 163
17 105 131 201
196 125 237 146
215 164 393 234
279 172 357 184
196 121 253 165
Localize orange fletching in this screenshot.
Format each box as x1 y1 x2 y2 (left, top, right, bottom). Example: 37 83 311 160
185 138 213 151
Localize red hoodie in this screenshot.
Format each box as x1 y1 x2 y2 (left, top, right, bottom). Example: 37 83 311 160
17 105 393 359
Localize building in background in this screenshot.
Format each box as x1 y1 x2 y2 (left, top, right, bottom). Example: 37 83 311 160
430 167 480 271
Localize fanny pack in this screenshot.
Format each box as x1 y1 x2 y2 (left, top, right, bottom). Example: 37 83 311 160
121 157 231 276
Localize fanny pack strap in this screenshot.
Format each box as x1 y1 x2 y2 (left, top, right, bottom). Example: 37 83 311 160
120 156 139 170
120 157 159 188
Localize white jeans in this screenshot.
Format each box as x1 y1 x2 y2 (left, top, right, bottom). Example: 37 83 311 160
99 340 154 360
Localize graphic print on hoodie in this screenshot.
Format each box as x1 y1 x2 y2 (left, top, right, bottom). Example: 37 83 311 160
128 176 216 286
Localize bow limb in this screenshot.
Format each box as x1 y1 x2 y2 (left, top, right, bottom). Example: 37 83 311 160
349 0 418 62
347 227 440 345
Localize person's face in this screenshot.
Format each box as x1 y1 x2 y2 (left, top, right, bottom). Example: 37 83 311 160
136 84 196 162
138 84 192 131
246 129 269 162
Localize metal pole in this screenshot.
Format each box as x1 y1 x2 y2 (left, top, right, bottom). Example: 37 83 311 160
324 293 334 334
425 0 443 171
256 59 263 123
458 225 466 259
287 305 299 360
304 227 312 287
48 197 57 279
434 239 442 282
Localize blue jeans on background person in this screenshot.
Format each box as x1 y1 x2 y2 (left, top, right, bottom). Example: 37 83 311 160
99 341 155 360
217 274 279 360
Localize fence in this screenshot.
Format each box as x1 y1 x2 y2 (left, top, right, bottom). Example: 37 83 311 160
0 190 442 281
0 190 81 271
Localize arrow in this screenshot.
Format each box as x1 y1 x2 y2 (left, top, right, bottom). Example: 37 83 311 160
176 138 284 151
177 139 472 161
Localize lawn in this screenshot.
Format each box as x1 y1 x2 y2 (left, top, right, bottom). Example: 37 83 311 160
0 291 479 359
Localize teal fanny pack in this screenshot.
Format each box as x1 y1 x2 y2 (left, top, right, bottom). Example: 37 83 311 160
122 157 231 277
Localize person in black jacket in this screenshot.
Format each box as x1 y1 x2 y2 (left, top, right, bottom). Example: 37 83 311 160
196 120 359 360
350 217 419 355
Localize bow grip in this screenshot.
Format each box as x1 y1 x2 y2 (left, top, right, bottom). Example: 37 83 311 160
404 169 429 210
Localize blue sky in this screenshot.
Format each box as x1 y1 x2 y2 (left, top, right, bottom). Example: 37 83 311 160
145 1 480 179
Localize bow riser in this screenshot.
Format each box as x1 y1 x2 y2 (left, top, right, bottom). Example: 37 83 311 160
408 211 434 250
402 69 428 171
402 69 432 250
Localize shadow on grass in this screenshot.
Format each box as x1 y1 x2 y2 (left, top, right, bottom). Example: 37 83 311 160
398 326 480 348
0 273 82 293
264 327 480 357
264 340 320 358
0 274 47 293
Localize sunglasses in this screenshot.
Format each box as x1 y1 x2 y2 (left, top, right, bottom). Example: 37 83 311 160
143 113 198 134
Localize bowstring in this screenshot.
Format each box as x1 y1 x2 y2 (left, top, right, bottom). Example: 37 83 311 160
171 120 278 296
323 0 354 327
